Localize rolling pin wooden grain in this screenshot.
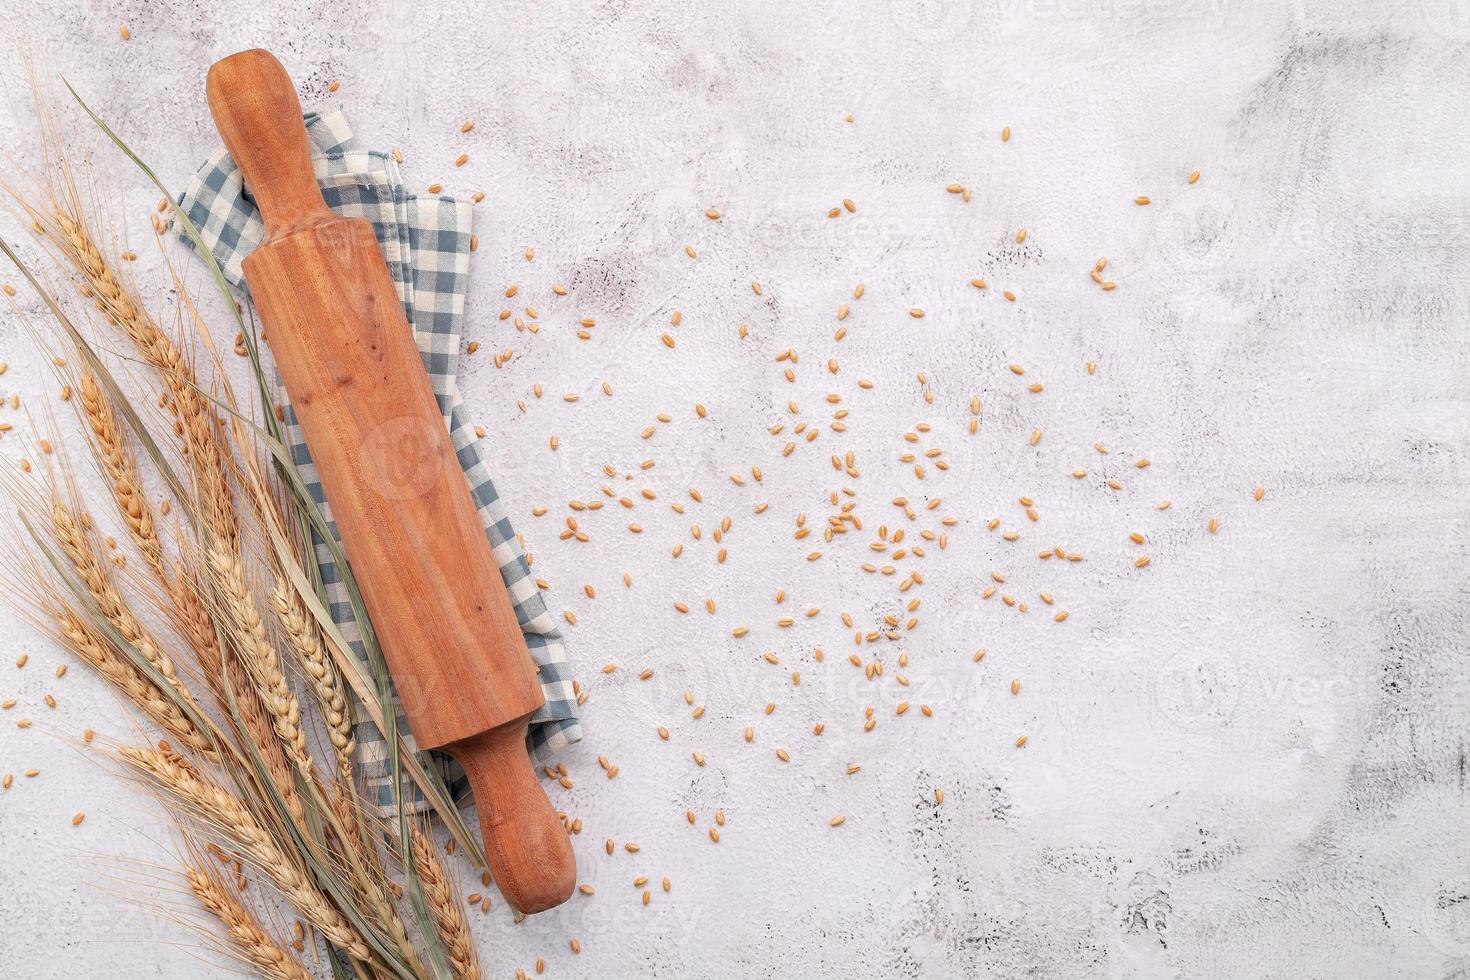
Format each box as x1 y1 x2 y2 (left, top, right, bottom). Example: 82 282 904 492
206 48 575 913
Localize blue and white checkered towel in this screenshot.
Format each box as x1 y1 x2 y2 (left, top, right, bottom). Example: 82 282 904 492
177 110 581 813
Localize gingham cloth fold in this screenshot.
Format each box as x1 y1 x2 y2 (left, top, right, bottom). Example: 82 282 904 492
177 110 581 813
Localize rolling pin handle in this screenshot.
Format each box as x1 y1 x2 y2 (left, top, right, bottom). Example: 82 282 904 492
206 48 331 238
447 722 577 914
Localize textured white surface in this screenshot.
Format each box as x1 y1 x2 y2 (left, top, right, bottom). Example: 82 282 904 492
2 1 1469 978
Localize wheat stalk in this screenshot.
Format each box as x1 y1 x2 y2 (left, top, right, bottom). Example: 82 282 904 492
167 566 226 693
76 369 163 574
162 557 307 825
333 780 426 977
410 824 482 980
54 608 215 758
167 563 308 830
121 745 372 963
175 565 305 828
271 576 354 763
49 497 203 716
2 84 499 980
50 207 238 545
185 865 312 980
225 652 308 827
207 546 310 770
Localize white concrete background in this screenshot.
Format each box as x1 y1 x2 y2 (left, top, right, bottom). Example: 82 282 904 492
1 1 1468 977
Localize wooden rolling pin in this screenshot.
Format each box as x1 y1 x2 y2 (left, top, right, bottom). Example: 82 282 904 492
206 48 575 913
